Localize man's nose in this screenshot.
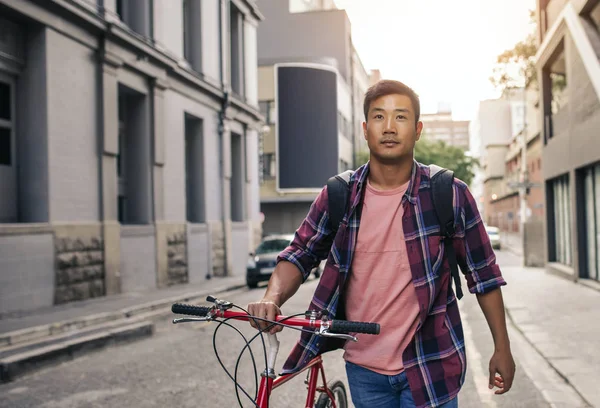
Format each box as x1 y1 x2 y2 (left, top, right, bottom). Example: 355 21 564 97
383 117 396 133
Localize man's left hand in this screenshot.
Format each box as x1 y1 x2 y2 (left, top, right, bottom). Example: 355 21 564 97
488 349 515 395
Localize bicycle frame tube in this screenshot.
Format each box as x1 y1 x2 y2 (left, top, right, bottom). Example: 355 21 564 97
255 356 336 408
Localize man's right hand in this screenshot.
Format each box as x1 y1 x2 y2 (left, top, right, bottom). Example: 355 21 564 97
247 299 283 335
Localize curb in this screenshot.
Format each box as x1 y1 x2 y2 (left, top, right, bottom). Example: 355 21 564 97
0 282 246 347
0 321 154 383
0 282 247 383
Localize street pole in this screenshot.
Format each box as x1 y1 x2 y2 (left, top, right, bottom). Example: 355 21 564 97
519 81 528 266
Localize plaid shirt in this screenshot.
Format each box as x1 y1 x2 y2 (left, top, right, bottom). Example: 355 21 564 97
277 161 507 408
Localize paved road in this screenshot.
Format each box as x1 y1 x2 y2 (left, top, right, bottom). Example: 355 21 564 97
0 251 588 407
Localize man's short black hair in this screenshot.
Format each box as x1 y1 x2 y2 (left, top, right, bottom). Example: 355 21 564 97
363 80 421 127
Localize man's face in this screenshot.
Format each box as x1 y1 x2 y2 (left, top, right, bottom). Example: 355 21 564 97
363 93 423 164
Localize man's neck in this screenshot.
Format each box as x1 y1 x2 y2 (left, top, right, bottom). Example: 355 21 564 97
368 156 413 190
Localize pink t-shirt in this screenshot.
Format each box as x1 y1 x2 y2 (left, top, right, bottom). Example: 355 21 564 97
343 179 421 375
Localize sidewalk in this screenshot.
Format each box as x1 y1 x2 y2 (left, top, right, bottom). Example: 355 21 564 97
0 275 247 382
0 275 246 335
500 261 600 406
500 231 523 257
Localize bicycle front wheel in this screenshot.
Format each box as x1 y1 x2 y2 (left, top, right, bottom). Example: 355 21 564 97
315 380 348 408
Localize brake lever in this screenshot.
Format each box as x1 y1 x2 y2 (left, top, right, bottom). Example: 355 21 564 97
172 317 212 324
206 295 233 310
318 329 358 342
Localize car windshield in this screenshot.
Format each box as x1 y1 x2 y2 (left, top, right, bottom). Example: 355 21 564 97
255 239 291 254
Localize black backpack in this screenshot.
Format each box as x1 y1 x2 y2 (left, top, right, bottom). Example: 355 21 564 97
326 165 464 300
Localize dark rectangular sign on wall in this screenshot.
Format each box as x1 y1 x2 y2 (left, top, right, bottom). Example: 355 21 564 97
276 64 339 191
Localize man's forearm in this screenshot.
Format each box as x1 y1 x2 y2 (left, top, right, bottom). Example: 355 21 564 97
476 288 511 351
263 261 304 307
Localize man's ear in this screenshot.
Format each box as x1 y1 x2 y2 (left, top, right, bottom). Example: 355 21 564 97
416 121 423 141
362 121 368 140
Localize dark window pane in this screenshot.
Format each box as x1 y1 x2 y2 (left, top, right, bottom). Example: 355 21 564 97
116 0 124 19
0 127 11 165
0 82 10 121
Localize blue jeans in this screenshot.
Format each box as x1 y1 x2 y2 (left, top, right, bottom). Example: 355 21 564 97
345 361 459 408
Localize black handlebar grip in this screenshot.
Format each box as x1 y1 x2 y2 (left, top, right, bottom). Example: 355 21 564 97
330 320 380 335
171 303 211 317
206 295 217 303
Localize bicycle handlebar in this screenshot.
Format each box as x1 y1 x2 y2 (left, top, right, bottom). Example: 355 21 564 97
171 302 380 335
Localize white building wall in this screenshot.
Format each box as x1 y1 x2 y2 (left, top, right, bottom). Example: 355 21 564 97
47 30 100 222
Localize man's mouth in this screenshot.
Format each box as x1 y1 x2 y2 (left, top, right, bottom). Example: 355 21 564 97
381 140 399 146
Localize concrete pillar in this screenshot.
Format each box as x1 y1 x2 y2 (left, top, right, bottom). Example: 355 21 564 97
100 50 122 295
153 78 167 222
220 123 233 276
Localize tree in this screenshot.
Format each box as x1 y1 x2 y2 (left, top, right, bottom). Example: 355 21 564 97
355 138 479 186
414 138 478 186
489 10 538 93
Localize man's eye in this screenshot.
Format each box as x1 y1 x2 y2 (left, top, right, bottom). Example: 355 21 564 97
397 115 406 120
374 114 383 119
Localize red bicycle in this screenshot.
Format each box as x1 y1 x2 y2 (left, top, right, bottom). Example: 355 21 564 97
172 295 380 408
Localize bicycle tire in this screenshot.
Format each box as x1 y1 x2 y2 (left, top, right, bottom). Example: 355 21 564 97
315 380 348 408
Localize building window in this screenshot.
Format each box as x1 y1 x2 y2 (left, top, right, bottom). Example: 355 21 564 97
0 127 9 165
184 114 205 223
543 48 567 142
262 153 275 180
0 74 17 222
183 0 202 72
0 82 11 166
338 112 352 140
339 159 351 172
259 100 276 124
583 164 600 282
549 175 571 265
231 132 245 221
116 0 153 39
229 3 245 97
117 86 152 225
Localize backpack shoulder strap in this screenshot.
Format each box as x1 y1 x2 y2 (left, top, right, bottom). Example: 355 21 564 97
430 164 463 300
327 170 354 235
430 165 455 237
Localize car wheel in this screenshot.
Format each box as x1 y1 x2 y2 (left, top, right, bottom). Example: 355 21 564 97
246 279 258 289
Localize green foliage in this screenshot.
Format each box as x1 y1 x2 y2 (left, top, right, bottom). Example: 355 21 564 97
354 138 479 187
489 10 538 92
414 138 478 186
356 149 370 167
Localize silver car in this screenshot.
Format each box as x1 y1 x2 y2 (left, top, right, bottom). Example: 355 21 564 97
485 225 502 250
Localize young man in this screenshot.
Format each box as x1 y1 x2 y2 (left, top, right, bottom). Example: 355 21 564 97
248 80 516 408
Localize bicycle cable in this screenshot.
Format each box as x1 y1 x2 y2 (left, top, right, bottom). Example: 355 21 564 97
212 319 262 408
211 302 324 408
231 309 307 408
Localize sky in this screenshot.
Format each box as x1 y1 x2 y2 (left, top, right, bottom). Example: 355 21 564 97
333 0 537 121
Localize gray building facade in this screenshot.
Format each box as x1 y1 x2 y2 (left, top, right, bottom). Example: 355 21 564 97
255 0 373 236
536 0 600 284
0 0 264 314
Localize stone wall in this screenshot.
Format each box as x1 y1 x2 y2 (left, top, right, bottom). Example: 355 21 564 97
167 231 188 286
209 220 226 277
54 232 105 304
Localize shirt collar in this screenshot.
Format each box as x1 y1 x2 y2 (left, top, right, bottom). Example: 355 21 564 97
353 160 420 205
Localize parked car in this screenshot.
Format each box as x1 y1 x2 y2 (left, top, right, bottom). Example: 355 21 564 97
246 234 324 288
485 225 501 250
